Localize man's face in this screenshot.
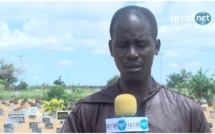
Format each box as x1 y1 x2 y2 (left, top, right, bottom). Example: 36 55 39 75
109 14 160 83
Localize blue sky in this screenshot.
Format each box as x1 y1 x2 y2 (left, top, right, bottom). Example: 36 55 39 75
0 2 214 86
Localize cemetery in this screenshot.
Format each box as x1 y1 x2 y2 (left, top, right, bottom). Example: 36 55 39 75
0 98 68 133
0 97 215 133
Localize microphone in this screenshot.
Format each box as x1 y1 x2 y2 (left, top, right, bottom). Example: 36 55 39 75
115 94 137 117
106 94 148 133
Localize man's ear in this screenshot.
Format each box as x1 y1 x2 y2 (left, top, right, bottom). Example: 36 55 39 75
109 40 113 57
155 39 161 55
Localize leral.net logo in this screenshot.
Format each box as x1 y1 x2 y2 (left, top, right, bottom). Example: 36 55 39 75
171 11 211 25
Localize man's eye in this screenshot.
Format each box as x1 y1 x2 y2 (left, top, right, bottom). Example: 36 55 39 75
136 42 148 48
117 43 127 47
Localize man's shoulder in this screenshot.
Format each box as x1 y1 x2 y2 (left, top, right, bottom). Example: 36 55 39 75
161 87 200 110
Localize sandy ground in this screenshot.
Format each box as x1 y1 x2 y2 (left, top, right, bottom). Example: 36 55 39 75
0 99 215 133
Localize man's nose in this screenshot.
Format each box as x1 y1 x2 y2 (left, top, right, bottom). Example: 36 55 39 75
126 45 139 60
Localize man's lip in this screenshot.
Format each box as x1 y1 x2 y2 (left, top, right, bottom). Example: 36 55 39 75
124 63 142 72
124 64 142 68
124 66 142 72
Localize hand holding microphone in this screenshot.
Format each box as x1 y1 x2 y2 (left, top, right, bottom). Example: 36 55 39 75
106 94 148 133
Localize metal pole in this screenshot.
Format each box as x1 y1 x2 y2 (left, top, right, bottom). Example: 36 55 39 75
19 55 24 82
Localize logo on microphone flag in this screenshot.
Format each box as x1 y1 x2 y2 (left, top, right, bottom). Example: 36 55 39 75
106 117 148 133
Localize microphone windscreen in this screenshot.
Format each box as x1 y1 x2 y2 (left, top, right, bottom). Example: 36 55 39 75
114 94 137 116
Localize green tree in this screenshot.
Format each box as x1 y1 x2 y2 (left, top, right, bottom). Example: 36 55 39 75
106 75 119 86
0 60 19 90
189 68 215 102
46 85 65 101
54 76 65 86
16 81 28 90
166 69 192 93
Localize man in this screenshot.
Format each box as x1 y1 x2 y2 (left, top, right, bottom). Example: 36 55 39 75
61 5 211 132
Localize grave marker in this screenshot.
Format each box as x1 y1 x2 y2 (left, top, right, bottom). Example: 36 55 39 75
32 128 42 133
29 122 38 129
56 111 69 122
45 123 54 129
29 122 42 133
28 107 38 119
9 111 25 123
42 116 51 124
210 111 215 119
209 122 213 128
0 109 4 115
42 116 54 129
4 121 14 133
14 101 19 105
10 104 15 109
56 128 61 133
29 115 36 119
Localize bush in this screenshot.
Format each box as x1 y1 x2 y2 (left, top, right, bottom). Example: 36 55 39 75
42 98 65 115
46 85 65 101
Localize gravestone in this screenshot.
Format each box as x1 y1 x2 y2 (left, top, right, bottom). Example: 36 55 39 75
35 98 41 103
29 107 38 119
4 120 14 133
31 103 37 107
29 122 38 129
10 104 15 109
56 111 69 124
56 128 61 133
29 122 42 133
9 111 25 123
42 116 51 124
45 123 54 129
210 111 215 119
24 98 28 102
14 101 19 105
42 116 53 129
29 115 36 119
209 122 213 128
0 109 4 115
32 128 42 133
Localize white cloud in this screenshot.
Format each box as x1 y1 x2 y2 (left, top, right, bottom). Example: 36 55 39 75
29 75 39 80
167 63 180 69
1 2 214 56
0 2 122 53
164 50 180 57
134 1 169 15
58 59 75 66
184 61 201 70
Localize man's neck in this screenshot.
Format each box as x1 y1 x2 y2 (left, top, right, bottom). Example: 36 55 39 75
119 77 154 102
